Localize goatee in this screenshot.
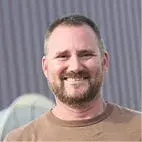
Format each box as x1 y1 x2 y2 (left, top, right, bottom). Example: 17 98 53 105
48 70 104 108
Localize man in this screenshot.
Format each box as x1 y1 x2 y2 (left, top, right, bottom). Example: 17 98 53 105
4 15 141 141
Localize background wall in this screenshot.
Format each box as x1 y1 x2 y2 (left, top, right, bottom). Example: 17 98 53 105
0 0 141 111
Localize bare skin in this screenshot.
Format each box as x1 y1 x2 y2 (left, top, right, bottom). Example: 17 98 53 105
42 25 109 121
52 96 106 120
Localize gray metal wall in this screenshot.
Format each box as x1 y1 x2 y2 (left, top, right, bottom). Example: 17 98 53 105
0 0 141 111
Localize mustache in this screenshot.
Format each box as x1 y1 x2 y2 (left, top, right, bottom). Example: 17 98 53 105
60 71 90 80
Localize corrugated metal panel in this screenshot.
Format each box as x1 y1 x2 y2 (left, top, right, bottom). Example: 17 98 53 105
0 0 141 111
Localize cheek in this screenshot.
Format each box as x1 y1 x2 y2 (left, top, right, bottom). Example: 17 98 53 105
47 62 66 79
85 60 102 76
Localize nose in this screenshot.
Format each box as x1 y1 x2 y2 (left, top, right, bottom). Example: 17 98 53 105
67 56 83 72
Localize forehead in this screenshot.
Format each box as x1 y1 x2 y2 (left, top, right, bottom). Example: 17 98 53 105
47 25 99 55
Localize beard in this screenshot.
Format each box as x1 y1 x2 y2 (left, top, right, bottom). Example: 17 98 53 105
48 70 104 108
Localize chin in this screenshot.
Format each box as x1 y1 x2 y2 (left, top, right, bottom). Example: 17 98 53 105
65 88 88 97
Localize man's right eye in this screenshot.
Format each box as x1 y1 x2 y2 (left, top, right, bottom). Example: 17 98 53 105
58 55 66 58
56 55 68 60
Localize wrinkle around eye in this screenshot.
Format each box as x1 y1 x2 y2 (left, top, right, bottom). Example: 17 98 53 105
55 55 69 61
79 53 96 60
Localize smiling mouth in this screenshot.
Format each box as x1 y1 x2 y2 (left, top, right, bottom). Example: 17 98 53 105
63 77 88 81
63 78 89 86
61 71 90 82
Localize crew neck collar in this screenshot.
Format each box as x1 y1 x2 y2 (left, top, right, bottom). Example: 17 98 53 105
46 102 114 127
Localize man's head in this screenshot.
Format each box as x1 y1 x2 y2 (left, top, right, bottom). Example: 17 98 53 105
42 15 109 108
44 15 105 56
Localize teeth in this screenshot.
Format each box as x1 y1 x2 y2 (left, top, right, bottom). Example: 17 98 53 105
66 78 85 81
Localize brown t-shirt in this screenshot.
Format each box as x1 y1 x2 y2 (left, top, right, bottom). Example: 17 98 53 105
4 102 142 141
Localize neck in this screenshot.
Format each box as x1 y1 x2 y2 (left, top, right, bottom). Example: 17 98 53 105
52 96 106 121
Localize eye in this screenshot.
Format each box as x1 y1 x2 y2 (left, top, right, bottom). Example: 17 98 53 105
79 52 94 59
58 55 67 58
56 55 69 61
82 53 93 56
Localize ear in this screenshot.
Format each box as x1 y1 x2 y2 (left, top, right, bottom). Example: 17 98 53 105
42 56 48 78
102 51 109 72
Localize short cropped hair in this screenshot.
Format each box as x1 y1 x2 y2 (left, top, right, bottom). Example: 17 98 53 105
44 14 106 56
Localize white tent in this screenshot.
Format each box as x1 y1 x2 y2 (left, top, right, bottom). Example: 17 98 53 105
0 93 54 141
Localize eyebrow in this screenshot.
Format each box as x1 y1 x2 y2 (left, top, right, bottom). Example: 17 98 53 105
77 49 95 53
60 49 94 53
55 50 69 56
55 49 96 56
77 49 97 55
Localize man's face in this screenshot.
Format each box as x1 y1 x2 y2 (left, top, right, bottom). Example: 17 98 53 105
42 25 109 107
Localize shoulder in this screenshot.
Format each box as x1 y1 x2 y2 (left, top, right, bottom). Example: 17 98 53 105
3 111 50 141
111 102 141 116
105 102 142 140
3 123 32 141
109 102 141 122
109 102 141 133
